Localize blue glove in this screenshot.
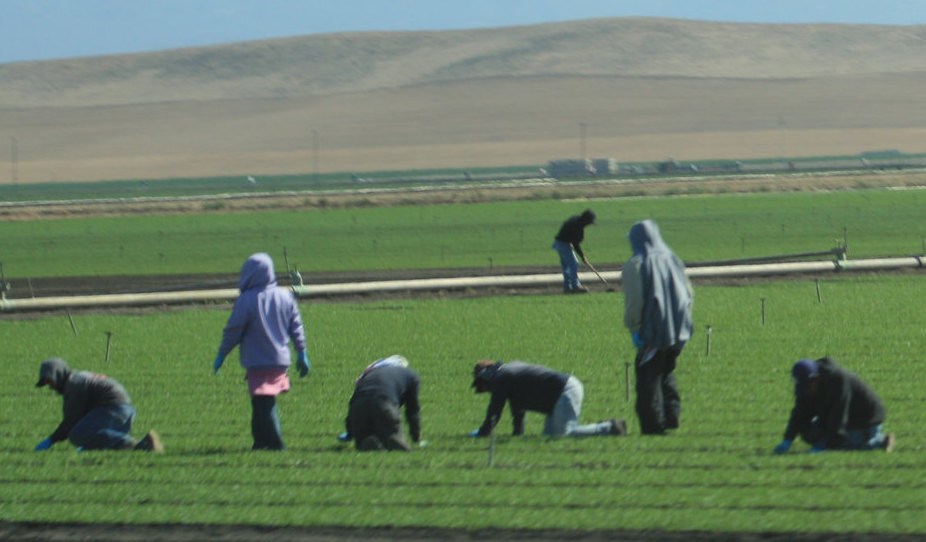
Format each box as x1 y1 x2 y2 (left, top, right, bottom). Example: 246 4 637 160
213 353 226 375
631 331 644 348
337 432 352 442
773 439 792 454
34 438 53 451
296 351 311 378
469 429 481 437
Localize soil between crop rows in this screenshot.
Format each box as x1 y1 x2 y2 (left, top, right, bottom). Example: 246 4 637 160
3 522 925 542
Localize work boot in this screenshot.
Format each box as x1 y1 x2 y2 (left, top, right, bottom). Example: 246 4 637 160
134 430 164 452
882 433 896 452
606 418 628 436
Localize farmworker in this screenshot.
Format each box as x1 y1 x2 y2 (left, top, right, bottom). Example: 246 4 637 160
469 360 628 437
773 358 895 454
34 358 162 452
622 219 693 435
213 252 311 451
552 209 597 294
340 355 421 451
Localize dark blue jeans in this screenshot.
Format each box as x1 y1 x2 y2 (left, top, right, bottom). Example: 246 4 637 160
68 403 136 450
552 240 581 291
251 395 284 450
799 419 888 450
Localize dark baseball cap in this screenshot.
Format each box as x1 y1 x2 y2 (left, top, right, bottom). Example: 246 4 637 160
791 359 819 396
471 360 497 388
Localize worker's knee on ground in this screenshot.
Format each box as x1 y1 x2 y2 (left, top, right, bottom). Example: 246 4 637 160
357 434 384 451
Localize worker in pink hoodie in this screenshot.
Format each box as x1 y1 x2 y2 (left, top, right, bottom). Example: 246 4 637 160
214 253 310 450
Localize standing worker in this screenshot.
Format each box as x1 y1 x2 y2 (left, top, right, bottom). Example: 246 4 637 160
469 360 627 438
214 252 311 451
623 219 693 435
34 358 162 452
552 209 597 294
774 358 894 453
342 355 421 451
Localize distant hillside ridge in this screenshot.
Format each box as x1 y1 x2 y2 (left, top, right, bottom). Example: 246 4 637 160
4 17 926 107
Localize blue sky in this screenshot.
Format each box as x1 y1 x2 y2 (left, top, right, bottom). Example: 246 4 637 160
2 0 924 64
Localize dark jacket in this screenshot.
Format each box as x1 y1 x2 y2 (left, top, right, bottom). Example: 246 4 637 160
623 219 693 350
783 357 886 448
42 359 132 443
347 365 421 442
554 212 594 259
476 361 569 436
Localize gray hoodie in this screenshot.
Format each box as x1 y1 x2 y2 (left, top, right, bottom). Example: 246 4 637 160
36 358 132 443
623 220 693 350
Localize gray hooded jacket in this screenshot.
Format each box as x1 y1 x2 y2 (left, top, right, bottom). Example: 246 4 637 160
623 220 693 350
37 358 132 443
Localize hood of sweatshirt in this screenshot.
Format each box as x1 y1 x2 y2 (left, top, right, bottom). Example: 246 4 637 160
628 219 669 256
35 358 71 394
238 253 277 293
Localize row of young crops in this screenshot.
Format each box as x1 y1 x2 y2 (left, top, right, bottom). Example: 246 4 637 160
1 188 925 534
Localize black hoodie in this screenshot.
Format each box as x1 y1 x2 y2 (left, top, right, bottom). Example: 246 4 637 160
783 357 885 447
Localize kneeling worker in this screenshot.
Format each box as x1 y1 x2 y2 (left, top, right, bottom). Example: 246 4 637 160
342 355 421 451
469 360 627 437
774 357 894 454
34 358 162 452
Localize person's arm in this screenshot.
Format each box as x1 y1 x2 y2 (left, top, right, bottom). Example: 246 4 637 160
623 260 644 333
287 296 307 354
775 398 811 454
218 298 249 357
572 242 590 267
404 376 421 443
782 401 805 443
49 390 87 443
476 392 506 436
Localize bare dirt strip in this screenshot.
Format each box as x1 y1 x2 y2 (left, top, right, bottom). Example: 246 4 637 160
2 522 925 542
3 169 926 223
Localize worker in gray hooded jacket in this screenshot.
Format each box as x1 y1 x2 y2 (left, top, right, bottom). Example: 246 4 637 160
34 358 162 452
622 220 693 435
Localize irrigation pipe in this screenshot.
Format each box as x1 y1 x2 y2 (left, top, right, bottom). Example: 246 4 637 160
1 256 924 313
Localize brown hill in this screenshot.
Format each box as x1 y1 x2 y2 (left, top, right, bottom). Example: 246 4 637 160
3 17 926 183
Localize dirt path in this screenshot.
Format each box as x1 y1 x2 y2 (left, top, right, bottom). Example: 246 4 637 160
3 169 926 222
1 521 921 542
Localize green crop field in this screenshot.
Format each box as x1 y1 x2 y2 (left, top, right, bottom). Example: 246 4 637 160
2 276 925 533
1 188 925 279
1 187 926 537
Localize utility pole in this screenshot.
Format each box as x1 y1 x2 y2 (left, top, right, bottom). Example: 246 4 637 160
312 129 319 178
578 122 587 160
10 137 18 184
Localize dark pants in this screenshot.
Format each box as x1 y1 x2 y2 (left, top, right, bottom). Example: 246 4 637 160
797 418 887 450
69 403 136 450
634 344 683 435
251 395 284 450
349 395 409 452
